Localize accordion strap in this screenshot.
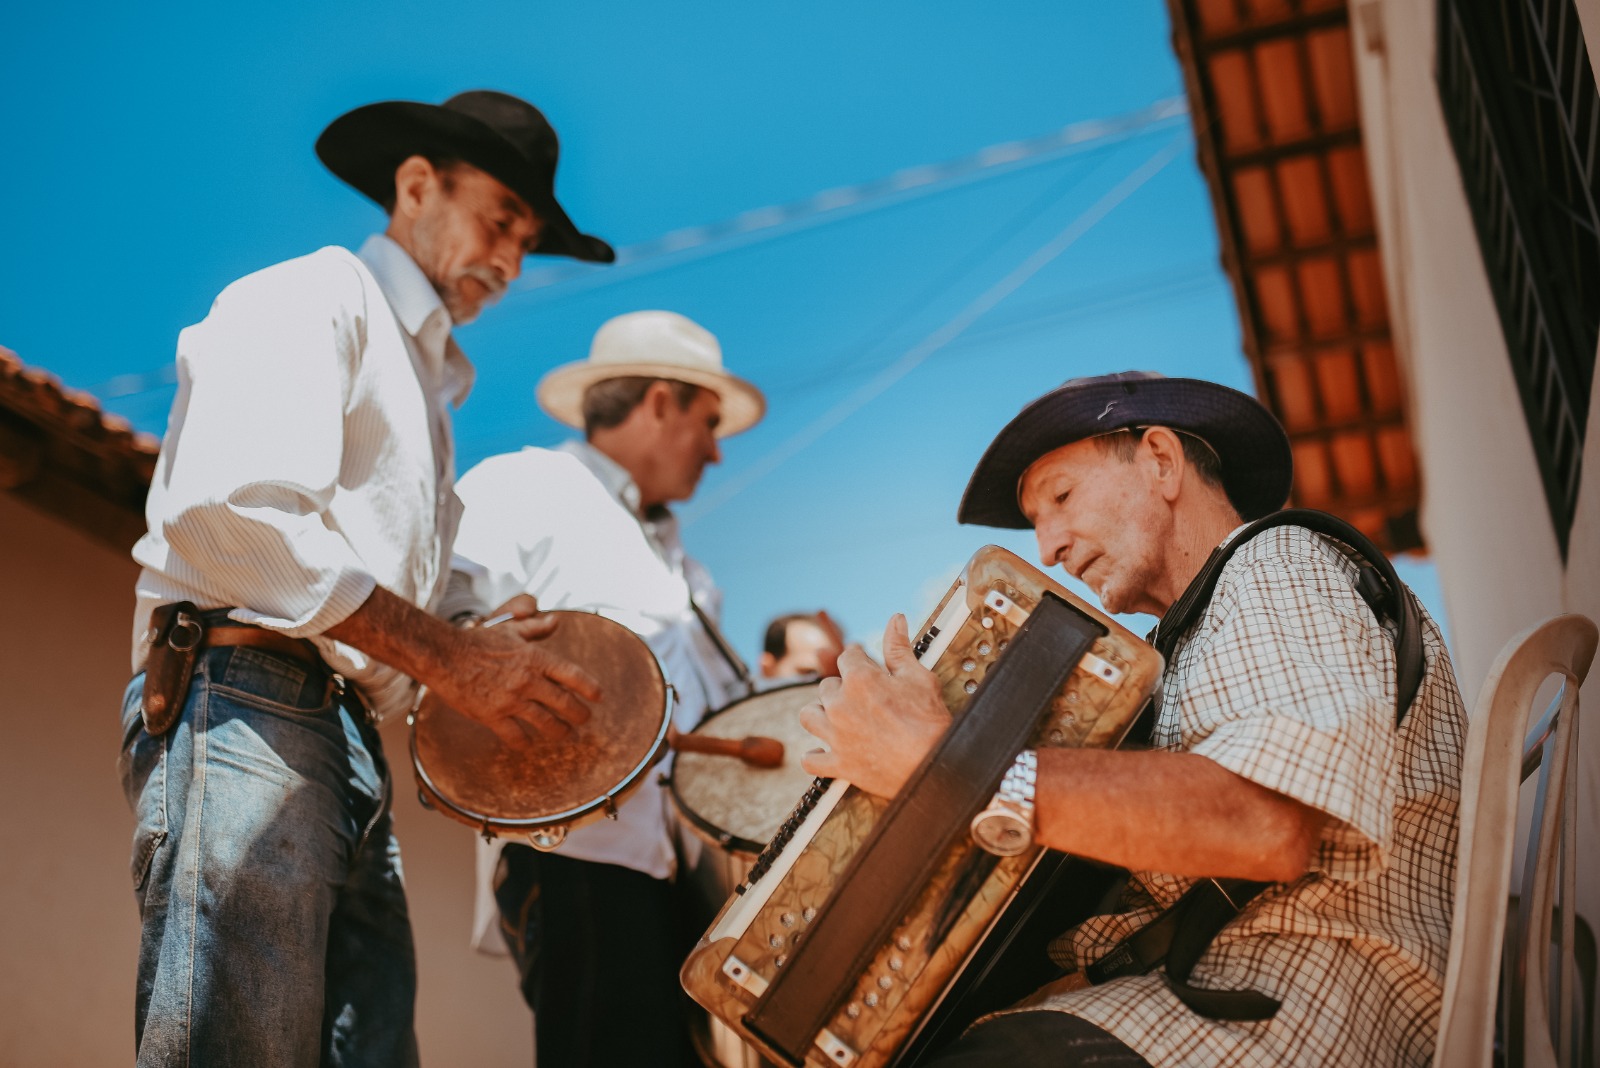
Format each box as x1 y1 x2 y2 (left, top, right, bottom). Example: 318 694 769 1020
1135 508 1424 742
1097 509 1425 1021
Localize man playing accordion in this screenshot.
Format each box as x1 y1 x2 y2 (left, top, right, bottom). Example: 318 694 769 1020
801 372 1466 1067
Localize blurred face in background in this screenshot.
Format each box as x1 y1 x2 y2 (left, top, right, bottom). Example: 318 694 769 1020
761 617 844 679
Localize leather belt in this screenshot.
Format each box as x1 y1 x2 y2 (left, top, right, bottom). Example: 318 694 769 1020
140 602 330 737
199 625 324 672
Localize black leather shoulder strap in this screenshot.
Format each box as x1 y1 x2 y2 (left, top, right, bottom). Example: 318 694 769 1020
1105 509 1428 1021
1151 508 1425 729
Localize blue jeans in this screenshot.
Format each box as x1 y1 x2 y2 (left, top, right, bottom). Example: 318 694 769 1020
119 637 419 1067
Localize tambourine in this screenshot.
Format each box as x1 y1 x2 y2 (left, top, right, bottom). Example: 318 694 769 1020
409 611 672 850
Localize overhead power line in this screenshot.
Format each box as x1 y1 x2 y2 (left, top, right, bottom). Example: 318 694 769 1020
681 135 1191 529
506 96 1190 300
86 97 1192 401
96 362 178 400
765 147 1110 397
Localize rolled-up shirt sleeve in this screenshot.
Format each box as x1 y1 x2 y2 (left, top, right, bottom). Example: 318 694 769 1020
152 255 378 636
1167 529 1399 882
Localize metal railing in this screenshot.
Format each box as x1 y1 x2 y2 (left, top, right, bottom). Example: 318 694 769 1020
1437 0 1599 558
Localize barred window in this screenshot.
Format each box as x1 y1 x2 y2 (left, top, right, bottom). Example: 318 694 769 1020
1438 0 1599 558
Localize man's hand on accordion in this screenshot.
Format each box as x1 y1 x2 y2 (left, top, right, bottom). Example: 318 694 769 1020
799 612 950 798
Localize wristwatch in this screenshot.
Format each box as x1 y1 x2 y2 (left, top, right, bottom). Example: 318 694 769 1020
970 749 1038 856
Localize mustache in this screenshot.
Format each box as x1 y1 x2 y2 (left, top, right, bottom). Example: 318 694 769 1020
459 265 508 304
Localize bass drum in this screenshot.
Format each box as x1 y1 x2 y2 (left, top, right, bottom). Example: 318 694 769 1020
410 611 672 849
670 680 823 1068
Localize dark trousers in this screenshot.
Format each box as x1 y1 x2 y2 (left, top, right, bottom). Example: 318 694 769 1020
496 844 697 1068
919 1011 1151 1067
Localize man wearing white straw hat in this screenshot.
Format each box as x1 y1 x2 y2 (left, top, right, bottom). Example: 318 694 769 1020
443 309 765 1066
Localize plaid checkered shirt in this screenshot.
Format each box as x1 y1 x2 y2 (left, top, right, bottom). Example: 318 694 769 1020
1017 524 1467 1067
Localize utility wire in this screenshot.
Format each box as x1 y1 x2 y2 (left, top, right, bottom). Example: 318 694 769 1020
96 362 178 400
765 152 1108 395
936 269 1218 353
453 262 1218 461
681 135 1191 529
503 96 1189 302
87 98 1190 401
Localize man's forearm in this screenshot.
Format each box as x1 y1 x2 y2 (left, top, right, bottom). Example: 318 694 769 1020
325 585 460 686
1034 748 1326 883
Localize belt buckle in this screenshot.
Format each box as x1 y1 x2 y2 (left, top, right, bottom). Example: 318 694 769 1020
168 614 203 653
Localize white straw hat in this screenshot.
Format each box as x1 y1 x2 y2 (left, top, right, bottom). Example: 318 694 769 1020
537 310 766 437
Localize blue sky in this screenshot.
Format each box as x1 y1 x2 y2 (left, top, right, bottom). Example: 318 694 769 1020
0 1 1443 660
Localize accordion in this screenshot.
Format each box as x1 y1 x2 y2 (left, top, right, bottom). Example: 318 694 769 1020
681 545 1163 1067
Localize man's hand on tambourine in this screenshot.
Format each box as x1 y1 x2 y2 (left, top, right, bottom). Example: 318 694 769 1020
440 616 602 745
451 594 602 744
800 613 951 798
327 585 602 745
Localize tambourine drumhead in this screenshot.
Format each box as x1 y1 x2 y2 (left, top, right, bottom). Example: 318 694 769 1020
411 611 669 833
670 681 823 855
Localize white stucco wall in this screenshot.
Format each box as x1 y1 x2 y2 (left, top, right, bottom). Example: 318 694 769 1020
0 492 531 1066
1351 0 1600 978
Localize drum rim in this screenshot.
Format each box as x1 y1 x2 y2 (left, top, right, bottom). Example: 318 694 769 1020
409 610 674 833
668 678 822 856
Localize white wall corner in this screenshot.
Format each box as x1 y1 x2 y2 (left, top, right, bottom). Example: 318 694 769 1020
1579 0 1600 75
1356 0 1387 55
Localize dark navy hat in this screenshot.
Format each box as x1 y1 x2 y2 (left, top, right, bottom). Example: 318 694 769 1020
957 371 1292 529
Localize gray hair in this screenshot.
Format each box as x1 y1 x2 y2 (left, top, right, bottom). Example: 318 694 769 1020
1091 427 1225 490
582 377 701 435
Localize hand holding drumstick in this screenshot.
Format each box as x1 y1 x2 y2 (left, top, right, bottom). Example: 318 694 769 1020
668 725 786 768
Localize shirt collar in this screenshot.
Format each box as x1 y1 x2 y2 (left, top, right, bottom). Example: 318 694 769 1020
558 439 646 518
357 234 474 406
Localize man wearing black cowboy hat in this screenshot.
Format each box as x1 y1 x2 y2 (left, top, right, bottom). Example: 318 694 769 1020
800 373 1467 1066
121 91 612 1066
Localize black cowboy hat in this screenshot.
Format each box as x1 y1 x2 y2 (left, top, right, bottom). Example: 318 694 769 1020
958 371 1292 528
315 90 615 264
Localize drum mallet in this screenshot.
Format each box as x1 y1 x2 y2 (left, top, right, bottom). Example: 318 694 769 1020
668 727 786 768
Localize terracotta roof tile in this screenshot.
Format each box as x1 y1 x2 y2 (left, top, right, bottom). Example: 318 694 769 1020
1168 0 1423 553
0 347 158 549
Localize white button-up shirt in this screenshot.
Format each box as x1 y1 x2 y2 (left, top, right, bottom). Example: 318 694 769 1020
132 234 473 721
450 440 747 944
